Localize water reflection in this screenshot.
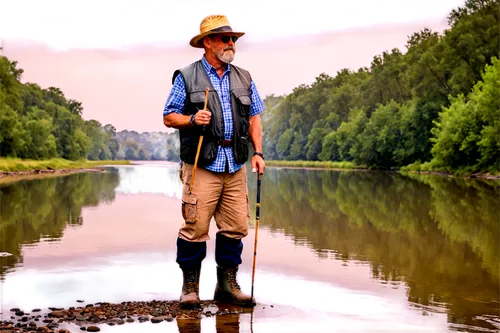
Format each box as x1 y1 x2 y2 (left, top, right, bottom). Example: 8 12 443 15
176 313 243 333
60 312 254 333
251 168 500 331
114 162 182 198
0 165 499 333
0 171 120 280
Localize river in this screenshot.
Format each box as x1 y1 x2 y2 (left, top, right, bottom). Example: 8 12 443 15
1 161 498 333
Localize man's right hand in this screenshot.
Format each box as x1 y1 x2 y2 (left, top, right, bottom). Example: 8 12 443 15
194 109 211 126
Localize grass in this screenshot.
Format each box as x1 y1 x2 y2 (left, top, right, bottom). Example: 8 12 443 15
0 158 130 172
265 160 363 170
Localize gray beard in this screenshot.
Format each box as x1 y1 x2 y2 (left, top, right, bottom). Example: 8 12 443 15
217 50 235 64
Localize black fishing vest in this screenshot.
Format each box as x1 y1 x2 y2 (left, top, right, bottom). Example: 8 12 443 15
172 60 252 167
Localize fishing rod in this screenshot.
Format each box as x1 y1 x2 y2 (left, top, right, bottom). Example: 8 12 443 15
251 173 262 302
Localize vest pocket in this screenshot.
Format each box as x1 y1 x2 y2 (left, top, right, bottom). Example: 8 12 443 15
182 193 198 223
233 135 249 164
189 91 209 104
232 88 251 116
231 88 251 164
180 137 198 165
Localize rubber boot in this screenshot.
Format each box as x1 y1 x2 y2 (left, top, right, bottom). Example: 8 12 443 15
213 266 256 307
180 266 201 309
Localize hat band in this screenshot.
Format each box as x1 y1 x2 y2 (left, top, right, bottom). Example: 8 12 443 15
209 26 233 33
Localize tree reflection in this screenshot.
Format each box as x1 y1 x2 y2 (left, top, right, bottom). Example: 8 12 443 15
0 171 120 279
248 168 499 330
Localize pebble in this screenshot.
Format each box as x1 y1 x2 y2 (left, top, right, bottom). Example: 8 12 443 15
0 300 254 332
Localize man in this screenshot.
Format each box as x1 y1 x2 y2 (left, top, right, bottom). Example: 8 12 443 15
162 14 266 309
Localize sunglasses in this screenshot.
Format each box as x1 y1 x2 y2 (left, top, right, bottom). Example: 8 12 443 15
213 35 238 44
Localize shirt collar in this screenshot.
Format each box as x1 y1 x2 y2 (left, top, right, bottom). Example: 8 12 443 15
202 54 231 75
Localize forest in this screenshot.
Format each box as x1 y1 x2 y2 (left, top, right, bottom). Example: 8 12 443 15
0 0 498 173
0 59 179 161
262 0 499 173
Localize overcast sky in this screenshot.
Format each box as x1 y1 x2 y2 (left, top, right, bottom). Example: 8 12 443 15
1 0 465 132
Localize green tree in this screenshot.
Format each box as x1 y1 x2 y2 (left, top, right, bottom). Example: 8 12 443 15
1 53 180 162
430 57 500 171
258 1 499 173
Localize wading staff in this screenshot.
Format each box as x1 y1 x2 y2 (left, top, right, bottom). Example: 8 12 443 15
189 87 209 194
251 173 262 302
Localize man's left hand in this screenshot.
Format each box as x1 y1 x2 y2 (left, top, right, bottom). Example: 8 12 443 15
251 155 265 175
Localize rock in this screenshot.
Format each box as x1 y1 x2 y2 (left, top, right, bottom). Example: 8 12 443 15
151 317 163 323
87 325 100 332
47 322 59 329
49 311 66 318
15 311 24 316
77 300 84 303
9 308 20 312
32 309 42 312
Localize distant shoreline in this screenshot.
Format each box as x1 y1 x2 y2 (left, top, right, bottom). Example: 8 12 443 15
0 158 130 182
0 167 104 177
265 160 500 180
0 167 111 185
1 158 498 181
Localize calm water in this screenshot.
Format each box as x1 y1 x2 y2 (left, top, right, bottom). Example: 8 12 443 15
0 162 499 333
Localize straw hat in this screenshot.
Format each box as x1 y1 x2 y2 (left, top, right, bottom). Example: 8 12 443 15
189 15 245 48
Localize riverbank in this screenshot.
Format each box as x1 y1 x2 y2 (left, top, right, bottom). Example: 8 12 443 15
1 158 497 180
400 162 500 180
266 160 500 179
0 158 130 176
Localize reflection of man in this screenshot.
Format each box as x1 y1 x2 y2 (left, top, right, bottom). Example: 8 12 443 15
177 313 241 333
163 14 265 309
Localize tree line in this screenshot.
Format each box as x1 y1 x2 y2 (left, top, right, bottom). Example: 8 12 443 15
0 57 179 161
262 0 499 173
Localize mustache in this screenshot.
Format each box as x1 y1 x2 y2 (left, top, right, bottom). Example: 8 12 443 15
223 46 234 51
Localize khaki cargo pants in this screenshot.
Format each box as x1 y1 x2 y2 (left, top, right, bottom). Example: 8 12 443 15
178 163 250 242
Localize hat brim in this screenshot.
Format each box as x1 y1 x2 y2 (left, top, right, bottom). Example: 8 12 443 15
189 31 245 48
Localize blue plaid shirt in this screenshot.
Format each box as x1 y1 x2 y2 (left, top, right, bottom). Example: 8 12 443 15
163 56 266 173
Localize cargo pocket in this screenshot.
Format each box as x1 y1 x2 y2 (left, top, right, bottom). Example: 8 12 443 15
182 193 198 223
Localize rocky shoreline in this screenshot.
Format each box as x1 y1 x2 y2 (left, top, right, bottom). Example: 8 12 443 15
0 300 254 332
0 168 105 178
